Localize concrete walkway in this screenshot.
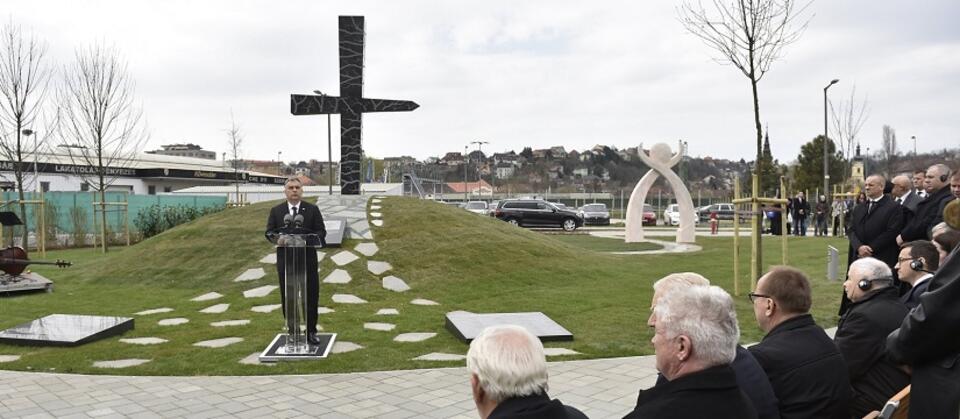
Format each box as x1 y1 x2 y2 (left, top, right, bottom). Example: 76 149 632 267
0 355 659 419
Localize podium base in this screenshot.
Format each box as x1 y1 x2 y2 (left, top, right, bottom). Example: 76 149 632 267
258 333 337 362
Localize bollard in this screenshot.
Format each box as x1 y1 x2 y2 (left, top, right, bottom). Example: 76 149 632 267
827 245 839 281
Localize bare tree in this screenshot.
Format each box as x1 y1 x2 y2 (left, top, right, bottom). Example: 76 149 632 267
58 44 148 252
0 21 54 248
225 112 243 203
678 0 810 179
829 85 869 176
880 124 897 176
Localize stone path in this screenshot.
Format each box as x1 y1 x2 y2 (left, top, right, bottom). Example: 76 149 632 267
587 230 702 254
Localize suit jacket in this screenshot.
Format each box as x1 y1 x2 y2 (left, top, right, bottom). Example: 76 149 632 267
900 186 953 241
749 314 851 419
834 287 910 418
265 200 327 262
900 275 933 310
848 195 905 269
897 190 922 215
625 365 757 419
791 198 809 220
489 393 587 419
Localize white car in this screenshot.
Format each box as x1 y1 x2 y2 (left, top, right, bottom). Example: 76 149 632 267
663 204 700 226
464 201 489 215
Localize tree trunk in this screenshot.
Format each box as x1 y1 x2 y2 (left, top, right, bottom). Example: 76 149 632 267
15 127 28 249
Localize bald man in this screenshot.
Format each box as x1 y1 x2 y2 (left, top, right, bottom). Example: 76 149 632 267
891 174 921 214
899 164 954 244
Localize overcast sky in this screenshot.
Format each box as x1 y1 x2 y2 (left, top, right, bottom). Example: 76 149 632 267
7 0 960 164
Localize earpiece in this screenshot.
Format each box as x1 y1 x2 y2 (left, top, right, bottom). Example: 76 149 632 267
910 259 924 272
941 174 949 183
857 279 872 291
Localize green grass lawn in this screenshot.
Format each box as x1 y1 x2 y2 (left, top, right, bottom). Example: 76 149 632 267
551 234 663 252
0 197 849 376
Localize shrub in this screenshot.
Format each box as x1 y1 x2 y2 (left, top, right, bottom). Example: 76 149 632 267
134 204 223 238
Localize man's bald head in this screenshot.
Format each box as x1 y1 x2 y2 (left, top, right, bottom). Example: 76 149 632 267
891 175 912 198
864 175 886 199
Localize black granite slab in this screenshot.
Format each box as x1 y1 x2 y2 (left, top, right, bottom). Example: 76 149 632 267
0 314 133 347
445 311 573 343
259 333 336 362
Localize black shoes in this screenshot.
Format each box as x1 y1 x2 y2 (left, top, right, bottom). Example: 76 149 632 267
307 333 322 345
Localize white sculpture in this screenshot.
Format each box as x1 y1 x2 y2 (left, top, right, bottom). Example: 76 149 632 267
625 141 696 243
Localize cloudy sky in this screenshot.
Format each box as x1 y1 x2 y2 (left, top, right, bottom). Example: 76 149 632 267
7 0 959 164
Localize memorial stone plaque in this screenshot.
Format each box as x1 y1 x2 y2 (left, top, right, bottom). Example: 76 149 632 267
445 311 573 343
0 314 133 347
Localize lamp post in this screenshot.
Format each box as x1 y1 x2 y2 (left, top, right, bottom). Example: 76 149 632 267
22 129 38 193
463 145 469 202
912 135 916 155
470 140 489 197
823 78 839 204
313 90 334 195
277 151 282 176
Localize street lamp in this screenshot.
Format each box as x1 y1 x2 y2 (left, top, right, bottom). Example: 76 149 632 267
470 140 489 197
277 151 282 176
823 78 839 202
463 145 469 202
22 129 39 193
313 90 334 195
912 135 917 155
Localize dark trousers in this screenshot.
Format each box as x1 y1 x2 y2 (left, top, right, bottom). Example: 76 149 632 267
276 248 319 334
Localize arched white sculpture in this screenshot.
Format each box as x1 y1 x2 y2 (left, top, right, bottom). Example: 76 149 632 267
625 141 696 243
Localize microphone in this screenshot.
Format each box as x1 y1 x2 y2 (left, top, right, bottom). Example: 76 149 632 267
283 213 293 228
294 214 304 228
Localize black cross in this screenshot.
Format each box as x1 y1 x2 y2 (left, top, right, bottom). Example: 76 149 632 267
290 16 419 195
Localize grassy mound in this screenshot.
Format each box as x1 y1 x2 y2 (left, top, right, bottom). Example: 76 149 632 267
0 197 848 375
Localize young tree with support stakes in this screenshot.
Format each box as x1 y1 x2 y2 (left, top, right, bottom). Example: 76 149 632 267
225 112 244 204
829 85 869 181
57 44 148 252
0 21 54 249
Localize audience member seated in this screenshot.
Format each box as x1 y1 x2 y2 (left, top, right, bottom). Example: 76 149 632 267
646 273 779 419
748 266 851 419
895 240 939 309
836 257 910 417
625 285 757 419
466 325 587 419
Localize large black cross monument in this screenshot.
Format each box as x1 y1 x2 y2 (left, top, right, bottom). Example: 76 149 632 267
291 16 419 195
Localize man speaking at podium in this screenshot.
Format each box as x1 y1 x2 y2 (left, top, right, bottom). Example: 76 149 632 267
266 177 326 345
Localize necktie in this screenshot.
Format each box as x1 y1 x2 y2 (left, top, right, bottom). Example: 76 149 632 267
867 200 875 215
896 197 903 205
291 206 298 216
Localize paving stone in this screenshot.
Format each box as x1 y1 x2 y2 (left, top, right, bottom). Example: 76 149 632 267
0 355 21 362
410 298 439 306
259 253 276 264
134 307 174 315
318 306 336 314
251 304 281 313
350 219 370 232
243 285 278 298
119 337 168 345
371 219 384 227
363 322 396 331
233 268 266 282
360 230 374 239
199 304 230 314
190 292 222 302
367 260 392 275
210 320 251 327
370 212 382 218
193 337 244 348
330 251 359 266
354 242 379 256
332 294 367 304
376 308 399 315
383 276 410 292
158 318 189 326
323 269 352 284
394 333 437 343
92 359 151 368
372 199 382 203
331 341 364 354
412 353 465 361
370 205 382 210
544 348 582 356
239 352 275 366
316 251 327 261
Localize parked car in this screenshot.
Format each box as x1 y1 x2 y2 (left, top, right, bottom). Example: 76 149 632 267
464 201 489 215
697 203 740 222
488 200 500 216
663 204 700 226
642 204 657 226
578 203 610 225
493 199 583 231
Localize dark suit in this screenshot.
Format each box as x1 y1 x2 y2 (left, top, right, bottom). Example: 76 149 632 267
900 186 953 241
625 365 758 419
265 200 326 335
887 246 960 418
842 195 906 314
489 393 588 419
900 275 932 310
834 286 910 418
791 198 810 236
748 314 851 419
897 190 922 215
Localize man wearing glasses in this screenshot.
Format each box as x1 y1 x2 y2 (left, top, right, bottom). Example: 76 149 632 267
896 240 939 309
748 267 851 419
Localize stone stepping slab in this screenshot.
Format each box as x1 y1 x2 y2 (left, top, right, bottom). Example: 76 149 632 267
376 308 399 315
370 212 382 218
93 359 151 368
411 298 439 306
0 355 22 363
211 320 251 327
240 352 275 366
544 348 582 356
372 199 382 203
413 353 465 361
135 307 174 316
332 341 364 354
363 322 396 331
367 261 392 275
394 332 436 343
158 318 189 326
323 269 351 284
243 285 278 298
194 337 244 348
251 304 281 313
318 307 335 314
190 292 222 302
200 304 230 314
370 205 382 210
332 294 367 304
330 251 359 266
119 337 168 345
371 220 383 227
383 276 410 292
234 268 266 282
354 242 379 257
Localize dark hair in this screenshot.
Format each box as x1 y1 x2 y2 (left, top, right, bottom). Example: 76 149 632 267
761 266 812 314
934 229 960 255
284 177 302 186
915 169 926 175
901 240 941 271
